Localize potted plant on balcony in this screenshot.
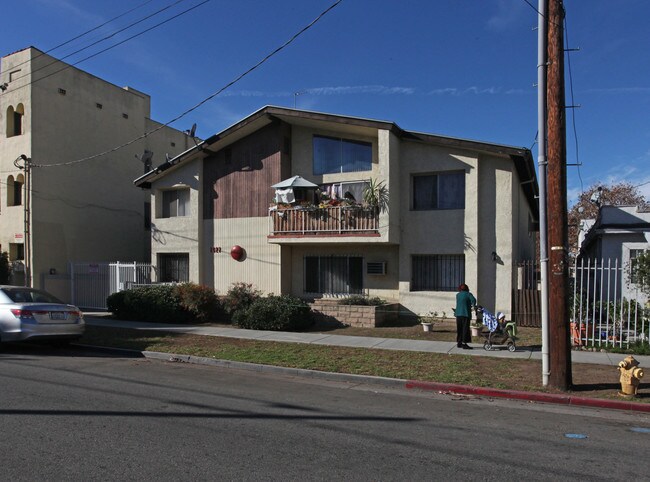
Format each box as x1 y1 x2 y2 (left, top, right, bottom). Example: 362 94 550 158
363 178 389 213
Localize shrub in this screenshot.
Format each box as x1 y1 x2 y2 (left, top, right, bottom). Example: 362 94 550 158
175 283 224 322
338 295 386 306
0 252 10 284
234 295 313 331
222 282 262 318
107 284 189 323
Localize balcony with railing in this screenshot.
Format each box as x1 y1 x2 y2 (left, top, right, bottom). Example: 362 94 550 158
269 205 379 237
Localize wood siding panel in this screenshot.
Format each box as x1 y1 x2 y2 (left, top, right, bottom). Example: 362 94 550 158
203 122 290 219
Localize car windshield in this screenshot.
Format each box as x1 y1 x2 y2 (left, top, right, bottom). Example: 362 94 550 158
2 288 63 304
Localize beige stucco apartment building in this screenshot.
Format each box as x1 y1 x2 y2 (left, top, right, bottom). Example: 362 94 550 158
135 106 538 317
0 47 191 297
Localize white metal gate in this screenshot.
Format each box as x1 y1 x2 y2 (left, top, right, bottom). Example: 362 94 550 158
571 258 648 348
70 262 155 309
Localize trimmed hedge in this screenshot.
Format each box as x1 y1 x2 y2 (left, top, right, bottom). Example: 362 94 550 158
233 294 313 331
106 283 223 323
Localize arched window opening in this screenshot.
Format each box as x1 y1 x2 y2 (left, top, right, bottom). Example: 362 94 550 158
7 174 23 206
6 104 24 137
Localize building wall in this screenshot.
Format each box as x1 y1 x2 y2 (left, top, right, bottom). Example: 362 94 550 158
396 140 479 316
203 217 282 295
288 244 400 301
0 47 188 289
151 160 203 282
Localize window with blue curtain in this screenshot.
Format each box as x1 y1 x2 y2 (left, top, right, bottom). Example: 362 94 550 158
313 136 372 175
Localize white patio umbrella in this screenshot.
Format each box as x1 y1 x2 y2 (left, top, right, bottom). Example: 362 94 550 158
271 175 318 189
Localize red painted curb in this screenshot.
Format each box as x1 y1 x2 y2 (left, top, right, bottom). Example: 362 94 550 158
405 381 650 413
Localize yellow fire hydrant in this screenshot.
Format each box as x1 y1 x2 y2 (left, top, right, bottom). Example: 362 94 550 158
618 355 644 397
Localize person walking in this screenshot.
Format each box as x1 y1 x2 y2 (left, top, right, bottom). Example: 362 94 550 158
455 283 476 349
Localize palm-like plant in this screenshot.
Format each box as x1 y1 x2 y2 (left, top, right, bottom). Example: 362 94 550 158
363 178 389 213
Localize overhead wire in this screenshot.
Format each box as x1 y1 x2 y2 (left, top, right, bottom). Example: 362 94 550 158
563 10 583 194
2 0 157 72
5 0 206 94
33 0 344 169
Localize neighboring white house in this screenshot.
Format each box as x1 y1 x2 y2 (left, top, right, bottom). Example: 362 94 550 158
578 205 650 304
0 47 193 299
135 106 539 317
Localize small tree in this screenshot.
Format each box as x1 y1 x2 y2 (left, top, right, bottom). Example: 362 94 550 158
569 182 648 254
0 252 11 284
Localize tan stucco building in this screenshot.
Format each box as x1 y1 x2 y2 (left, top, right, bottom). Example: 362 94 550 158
136 106 538 317
0 47 191 297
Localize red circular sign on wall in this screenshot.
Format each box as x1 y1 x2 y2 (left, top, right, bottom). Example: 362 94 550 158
230 245 244 261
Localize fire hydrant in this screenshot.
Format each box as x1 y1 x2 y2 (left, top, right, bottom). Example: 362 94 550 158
617 355 644 397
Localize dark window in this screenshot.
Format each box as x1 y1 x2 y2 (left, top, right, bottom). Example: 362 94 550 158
304 256 363 295
96 103 103 109
411 254 465 291
58 88 66 95
9 243 24 261
158 253 189 282
413 172 465 210
144 202 151 230
313 136 372 175
162 189 189 218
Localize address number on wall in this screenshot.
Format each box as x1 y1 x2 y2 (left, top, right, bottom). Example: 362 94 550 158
210 247 222 253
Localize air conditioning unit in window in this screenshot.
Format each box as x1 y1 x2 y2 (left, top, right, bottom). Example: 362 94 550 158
12 261 25 272
367 261 387 275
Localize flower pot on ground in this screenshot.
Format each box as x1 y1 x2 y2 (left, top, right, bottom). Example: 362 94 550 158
421 322 432 332
471 324 482 337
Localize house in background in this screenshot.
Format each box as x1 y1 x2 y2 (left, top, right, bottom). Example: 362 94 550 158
135 106 538 317
0 47 192 299
578 205 650 304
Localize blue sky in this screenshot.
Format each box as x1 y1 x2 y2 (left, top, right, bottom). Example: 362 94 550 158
4 0 650 203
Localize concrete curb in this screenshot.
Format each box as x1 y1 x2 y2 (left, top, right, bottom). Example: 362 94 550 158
77 344 650 413
405 380 650 413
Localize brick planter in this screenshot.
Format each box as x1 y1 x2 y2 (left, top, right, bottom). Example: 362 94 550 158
309 300 399 328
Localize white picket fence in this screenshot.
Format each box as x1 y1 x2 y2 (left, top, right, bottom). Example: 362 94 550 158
571 258 648 348
70 261 156 310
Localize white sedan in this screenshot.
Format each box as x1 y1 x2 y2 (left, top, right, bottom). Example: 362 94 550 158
0 286 85 344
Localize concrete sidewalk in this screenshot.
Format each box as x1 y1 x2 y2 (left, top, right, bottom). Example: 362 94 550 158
84 316 650 367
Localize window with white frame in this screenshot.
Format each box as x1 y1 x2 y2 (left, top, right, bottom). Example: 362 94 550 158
412 171 465 210
161 188 190 218
629 248 647 284
304 255 363 295
411 254 465 291
313 135 372 175
319 180 368 203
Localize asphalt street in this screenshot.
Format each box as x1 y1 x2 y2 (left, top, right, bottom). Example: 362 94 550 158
1 344 649 481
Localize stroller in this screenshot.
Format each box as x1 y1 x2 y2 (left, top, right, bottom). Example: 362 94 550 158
477 306 517 352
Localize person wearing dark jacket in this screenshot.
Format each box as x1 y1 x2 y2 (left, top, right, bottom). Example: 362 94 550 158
455 283 476 349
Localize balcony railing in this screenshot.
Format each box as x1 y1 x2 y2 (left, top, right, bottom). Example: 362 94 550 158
269 206 379 236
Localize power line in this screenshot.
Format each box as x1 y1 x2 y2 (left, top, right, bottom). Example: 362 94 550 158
5 0 204 94
33 0 344 169
2 0 157 73
7 0 189 87
563 12 583 194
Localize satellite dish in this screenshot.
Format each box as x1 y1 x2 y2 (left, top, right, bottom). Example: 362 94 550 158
189 123 197 138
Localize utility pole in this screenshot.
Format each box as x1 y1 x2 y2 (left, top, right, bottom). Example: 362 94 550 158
13 154 31 287
546 0 572 389
537 0 550 386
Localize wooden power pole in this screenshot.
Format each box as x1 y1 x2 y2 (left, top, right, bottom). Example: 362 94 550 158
546 0 572 390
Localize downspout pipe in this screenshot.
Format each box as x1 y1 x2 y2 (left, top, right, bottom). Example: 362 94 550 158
538 0 551 386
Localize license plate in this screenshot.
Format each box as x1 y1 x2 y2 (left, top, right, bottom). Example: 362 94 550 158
50 312 67 320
